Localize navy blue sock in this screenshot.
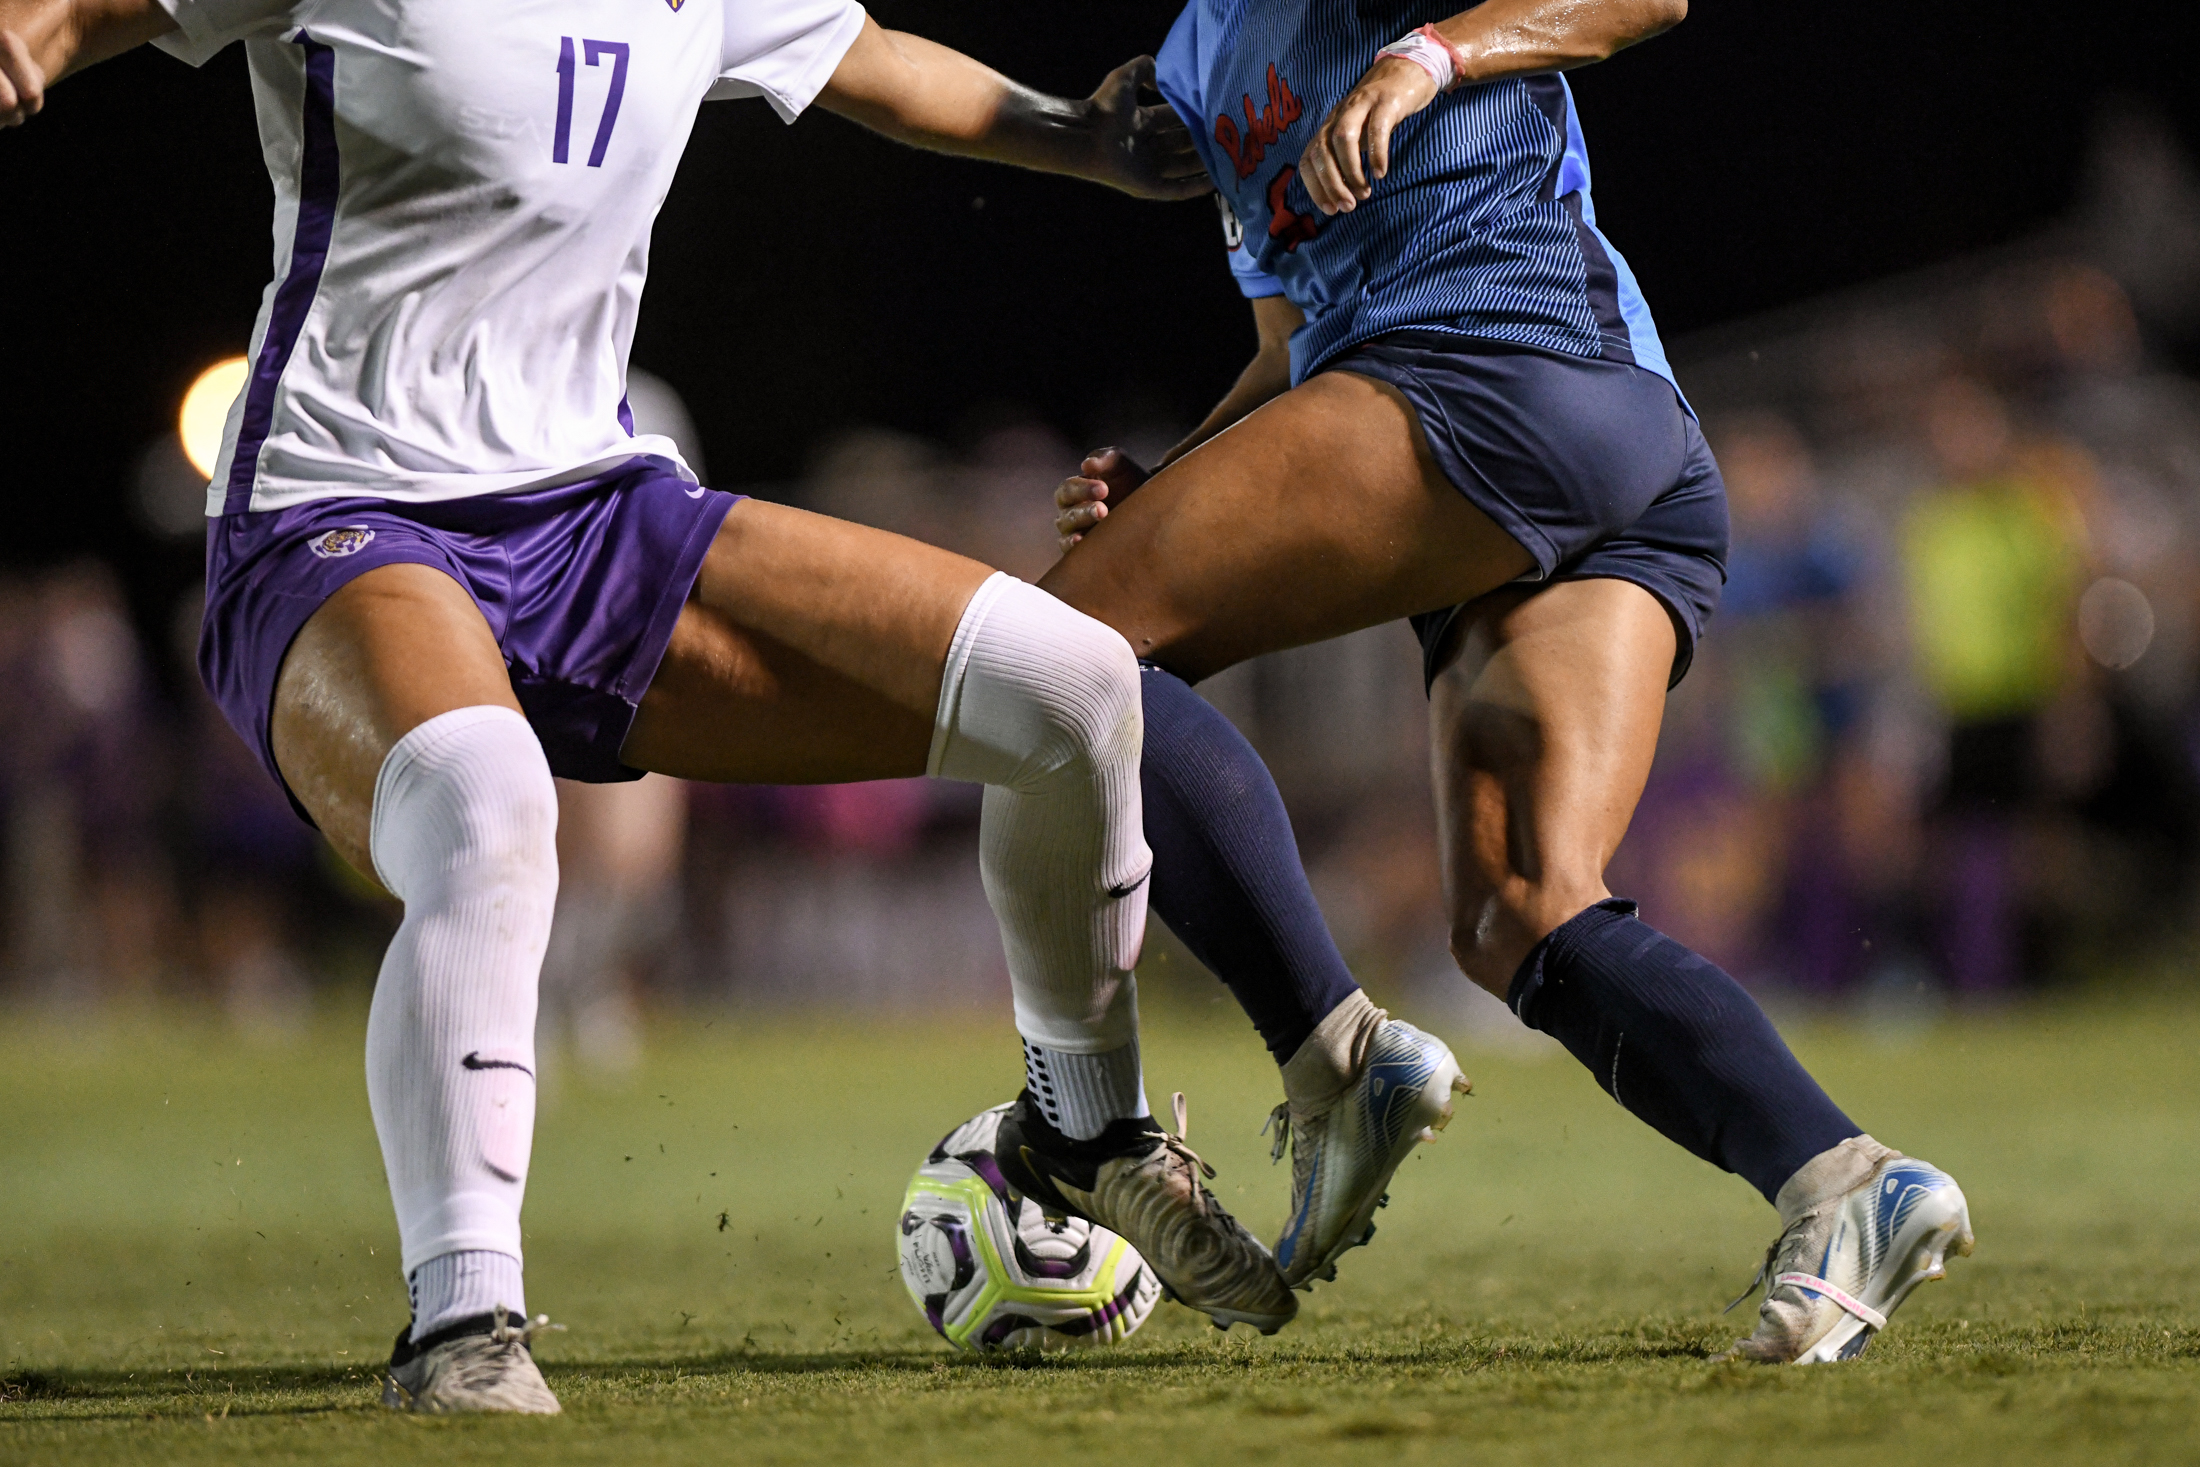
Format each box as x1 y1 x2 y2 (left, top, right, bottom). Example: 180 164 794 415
1509 899 1861 1203
1139 663 1362 1061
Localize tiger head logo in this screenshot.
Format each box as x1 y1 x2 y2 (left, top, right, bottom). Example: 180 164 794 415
307 527 376 559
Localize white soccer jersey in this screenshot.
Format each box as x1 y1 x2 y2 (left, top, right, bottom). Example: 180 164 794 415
153 0 867 512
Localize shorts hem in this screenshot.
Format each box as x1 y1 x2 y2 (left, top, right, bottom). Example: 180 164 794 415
596 488 737 780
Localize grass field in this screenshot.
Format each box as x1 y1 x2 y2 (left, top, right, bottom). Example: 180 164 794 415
3 987 2197 1465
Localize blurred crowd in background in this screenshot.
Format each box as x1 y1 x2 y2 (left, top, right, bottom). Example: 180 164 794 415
7 116 2200 1060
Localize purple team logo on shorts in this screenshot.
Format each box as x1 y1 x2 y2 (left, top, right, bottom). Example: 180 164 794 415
306 527 376 559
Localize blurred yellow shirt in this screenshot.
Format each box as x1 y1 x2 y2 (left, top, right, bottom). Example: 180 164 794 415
1902 479 2083 721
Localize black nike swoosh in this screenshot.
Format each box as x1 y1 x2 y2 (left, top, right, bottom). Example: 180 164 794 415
461 1052 534 1078
1107 870 1151 900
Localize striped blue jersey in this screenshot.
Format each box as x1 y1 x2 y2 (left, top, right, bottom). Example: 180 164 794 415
1153 0 1678 392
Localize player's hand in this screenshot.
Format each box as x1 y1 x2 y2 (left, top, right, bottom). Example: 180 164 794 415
1056 447 1151 551
1 27 48 127
1085 56 1211 201
1299 55 1437 215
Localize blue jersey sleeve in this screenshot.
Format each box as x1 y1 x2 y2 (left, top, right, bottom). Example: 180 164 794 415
1152 3 1206 148
1158 5 1286 301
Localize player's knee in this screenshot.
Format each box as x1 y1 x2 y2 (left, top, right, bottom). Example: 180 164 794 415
370 706 560 909
1003 587 1143 793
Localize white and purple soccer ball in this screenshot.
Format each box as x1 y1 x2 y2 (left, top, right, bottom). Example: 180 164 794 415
897 1103 1161 1351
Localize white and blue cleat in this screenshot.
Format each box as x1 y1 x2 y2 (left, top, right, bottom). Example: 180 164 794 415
1268 992 1470 1289
1726 1136 1974 1363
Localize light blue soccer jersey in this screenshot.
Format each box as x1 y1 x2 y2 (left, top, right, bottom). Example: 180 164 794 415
1153 0 1678 391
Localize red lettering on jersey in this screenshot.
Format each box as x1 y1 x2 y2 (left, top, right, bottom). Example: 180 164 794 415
1267 165 1319 251
1214 64 1305 180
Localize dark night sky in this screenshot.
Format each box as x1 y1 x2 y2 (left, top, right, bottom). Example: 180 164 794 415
3 0 2194 623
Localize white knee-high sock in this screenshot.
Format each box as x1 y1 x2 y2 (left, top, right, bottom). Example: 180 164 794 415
929 574 1152 1137
364 706 559 1333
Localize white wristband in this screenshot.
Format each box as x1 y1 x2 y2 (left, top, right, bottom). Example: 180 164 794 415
1375 30 1455 91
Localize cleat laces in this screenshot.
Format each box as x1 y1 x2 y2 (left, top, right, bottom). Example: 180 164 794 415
1723 1240 1780 1315
1163 1093 1219 1186
490 1303 567 1347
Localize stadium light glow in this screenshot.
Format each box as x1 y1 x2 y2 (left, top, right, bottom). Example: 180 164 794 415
178 356 249 479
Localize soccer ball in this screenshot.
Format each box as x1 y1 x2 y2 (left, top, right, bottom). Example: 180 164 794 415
898 1103 1161 1351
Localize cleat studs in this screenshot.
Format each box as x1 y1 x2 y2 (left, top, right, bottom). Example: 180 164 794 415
1417 1126 1437 1143
1452 1076 1473 1095
1430 1109 1454 1134
1376 1194 1390 1209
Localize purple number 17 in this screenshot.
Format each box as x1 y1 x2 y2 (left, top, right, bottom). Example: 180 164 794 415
553 37 630 167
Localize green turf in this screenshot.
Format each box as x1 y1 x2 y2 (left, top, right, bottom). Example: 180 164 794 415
3 988 2196 1465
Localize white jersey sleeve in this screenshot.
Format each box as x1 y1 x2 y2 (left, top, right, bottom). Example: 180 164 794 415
704 0 867 122
149 0 298 66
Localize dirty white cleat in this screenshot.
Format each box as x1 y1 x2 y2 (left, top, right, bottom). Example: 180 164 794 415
1726 1135 1974 1364
1268 992 1471 1289
382 1304 564 1414
995 1088 1297 1334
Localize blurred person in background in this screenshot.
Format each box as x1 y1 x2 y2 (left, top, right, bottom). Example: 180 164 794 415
0 566 177 1008
1613 415 1857 985
537 775 683 1075
1902 376 2091 993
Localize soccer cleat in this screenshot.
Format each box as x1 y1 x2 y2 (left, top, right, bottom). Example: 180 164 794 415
1268 993 1470 1289
994 1088 1297 1334
1724 1139 1974 1364
382 1304 564 1414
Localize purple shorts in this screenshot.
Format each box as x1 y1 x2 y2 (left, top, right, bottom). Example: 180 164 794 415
200 454 736 817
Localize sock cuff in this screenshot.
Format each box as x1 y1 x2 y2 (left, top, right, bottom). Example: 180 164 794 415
409 1249 526 1336
1022 1037 1150 1140
1506 897 1639 1023
1772 1133 1893 1226
1279 989 1384 1106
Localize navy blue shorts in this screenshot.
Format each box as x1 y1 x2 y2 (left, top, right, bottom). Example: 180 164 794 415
1321 333 1728 688
200 455 736 818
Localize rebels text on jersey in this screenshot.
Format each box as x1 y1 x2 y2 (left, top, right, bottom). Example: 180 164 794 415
154 0 866 513
1153 0 1678 393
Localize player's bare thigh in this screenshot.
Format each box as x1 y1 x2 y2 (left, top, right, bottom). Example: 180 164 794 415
272 562 521 884
1038 369 1535 682
1428 578 1675 996
620 498 994 784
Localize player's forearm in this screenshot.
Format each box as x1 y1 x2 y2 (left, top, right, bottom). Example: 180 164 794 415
820 23 1110 184
1163 295 1302 465
1430 0 1685 84
0 0 170 82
